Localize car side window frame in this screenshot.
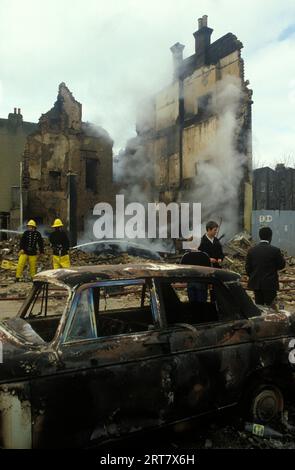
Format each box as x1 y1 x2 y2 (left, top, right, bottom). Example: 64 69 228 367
61 278 160 344
154 276 244 328
94 279 162 334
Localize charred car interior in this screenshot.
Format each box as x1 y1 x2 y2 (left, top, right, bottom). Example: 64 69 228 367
0 263 295 448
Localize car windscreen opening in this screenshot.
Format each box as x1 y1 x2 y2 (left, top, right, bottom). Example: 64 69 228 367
20 282 70 343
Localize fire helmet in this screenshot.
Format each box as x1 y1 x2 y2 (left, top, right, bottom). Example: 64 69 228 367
52 218 64 228
27 219 37 228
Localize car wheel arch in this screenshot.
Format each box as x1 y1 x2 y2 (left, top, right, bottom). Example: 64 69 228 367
238 367 290 424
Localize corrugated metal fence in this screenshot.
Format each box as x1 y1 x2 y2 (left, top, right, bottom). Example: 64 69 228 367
252 210 295 255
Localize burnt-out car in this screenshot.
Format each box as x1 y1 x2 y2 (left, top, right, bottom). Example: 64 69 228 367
1 263 295 448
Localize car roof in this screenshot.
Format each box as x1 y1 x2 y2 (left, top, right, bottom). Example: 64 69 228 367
33 263 240 288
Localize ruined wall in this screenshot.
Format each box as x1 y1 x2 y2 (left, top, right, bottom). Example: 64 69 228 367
183 63 217 117
0 110 37 228
22 83 113 234
181 49 242 178
182 118 218 179
155 82 180 131
129 16 253 234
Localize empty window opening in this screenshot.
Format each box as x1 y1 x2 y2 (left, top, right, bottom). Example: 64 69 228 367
85 159 98 192
49 171 61 191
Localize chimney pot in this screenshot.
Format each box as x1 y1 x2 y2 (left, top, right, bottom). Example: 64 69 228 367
18 108 21 115
202 15 208 27
198 18 203 30
14 107 17 114
276 163 285 171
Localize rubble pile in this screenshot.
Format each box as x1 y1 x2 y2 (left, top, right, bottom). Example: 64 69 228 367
0 236 156 289
70 249 154 267
222 231 254 274
1 232 295 307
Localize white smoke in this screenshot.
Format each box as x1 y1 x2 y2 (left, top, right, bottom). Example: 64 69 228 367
114 136 154 201
112 137 176 252
82 122 113 143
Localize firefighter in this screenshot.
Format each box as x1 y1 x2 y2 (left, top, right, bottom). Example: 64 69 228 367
15 220 44 281
49 219 70 269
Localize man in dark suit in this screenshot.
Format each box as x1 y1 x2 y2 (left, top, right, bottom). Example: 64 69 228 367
245 226 285 306
198 220 224 268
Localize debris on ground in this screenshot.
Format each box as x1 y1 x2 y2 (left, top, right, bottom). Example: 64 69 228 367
1 232 295 309
0 236 155 288
165 407 295 449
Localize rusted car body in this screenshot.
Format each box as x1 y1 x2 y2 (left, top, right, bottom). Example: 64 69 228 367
0 263 295 448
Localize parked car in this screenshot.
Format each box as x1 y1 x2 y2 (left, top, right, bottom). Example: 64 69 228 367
0 263 295 448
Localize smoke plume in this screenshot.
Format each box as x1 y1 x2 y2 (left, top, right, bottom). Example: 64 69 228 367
188 75 248 239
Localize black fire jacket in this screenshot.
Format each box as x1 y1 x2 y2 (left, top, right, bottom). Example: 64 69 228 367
20 230 44 256
49 230 70 256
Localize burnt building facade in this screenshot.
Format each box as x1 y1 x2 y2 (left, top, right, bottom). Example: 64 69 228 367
121 15 253 235
22 83 114 243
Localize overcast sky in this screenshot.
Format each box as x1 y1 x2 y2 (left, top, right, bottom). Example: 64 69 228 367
0 0 294 167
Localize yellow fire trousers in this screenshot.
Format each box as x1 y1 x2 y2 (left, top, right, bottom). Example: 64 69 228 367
52 254 70 269
16 254 37 279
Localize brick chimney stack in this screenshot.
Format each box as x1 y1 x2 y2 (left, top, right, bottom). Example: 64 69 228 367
193 15 213 64
170 42 185 80
8 107 23 126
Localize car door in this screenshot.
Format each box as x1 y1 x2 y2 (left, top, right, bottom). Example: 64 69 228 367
225 282 295 384
31 278 174 448
155 277 254 421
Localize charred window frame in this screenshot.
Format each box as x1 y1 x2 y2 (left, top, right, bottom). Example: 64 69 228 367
197 93 212 119
93 279 159 337
62 279 161 343
155 277 243 327
16 281 70 344
49 171 61 191
19 282 69 319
